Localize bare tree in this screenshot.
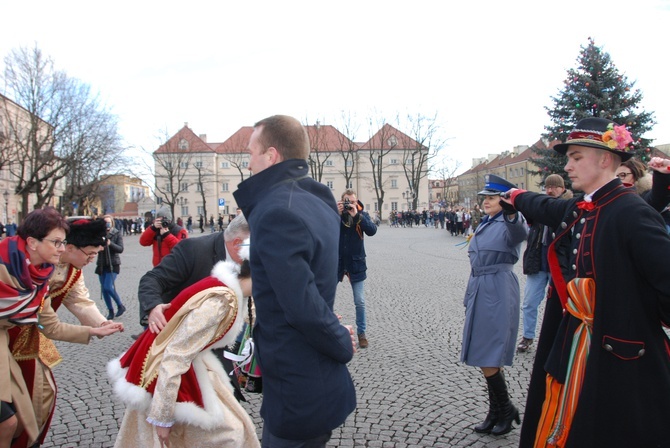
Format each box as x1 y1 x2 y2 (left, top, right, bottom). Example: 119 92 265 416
432 161 461 207
398 112 445 210
364 116 398 213
306 120 331 182
191 160 215 223
334 111 360 187
2 45 125 218
151 129 193 219
218 127 252 183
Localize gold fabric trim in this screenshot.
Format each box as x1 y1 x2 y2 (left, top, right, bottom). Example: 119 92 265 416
11 325 62 368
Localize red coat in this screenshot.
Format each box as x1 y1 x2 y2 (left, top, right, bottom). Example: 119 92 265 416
139 225 188 266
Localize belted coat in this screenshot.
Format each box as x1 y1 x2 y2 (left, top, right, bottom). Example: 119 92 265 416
461 211 528 367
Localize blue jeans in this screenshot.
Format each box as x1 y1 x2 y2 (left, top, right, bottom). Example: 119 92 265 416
351 280 366 335
262 426 331 448
521 271 550 339
98 271 123 310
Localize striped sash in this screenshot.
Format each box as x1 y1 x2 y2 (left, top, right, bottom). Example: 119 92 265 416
535 277 595 447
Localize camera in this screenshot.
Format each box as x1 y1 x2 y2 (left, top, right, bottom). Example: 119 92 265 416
343 199 353 211
161 219 170 229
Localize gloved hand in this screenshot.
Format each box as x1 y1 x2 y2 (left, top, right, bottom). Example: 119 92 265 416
499 198 517 215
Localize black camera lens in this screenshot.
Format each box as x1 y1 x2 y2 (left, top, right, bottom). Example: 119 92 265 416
161 220 170 228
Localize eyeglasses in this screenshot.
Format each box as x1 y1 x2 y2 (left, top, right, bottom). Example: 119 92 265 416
41 238 67 249
616 172 633 180
77 247 99 257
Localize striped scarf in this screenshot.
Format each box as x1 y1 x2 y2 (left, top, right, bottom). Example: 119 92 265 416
0 236 55 325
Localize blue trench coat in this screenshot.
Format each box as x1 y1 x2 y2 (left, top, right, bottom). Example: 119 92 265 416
461 211 528 367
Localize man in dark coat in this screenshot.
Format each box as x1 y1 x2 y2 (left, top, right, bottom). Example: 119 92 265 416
502 117 670 447
337 189 377 348
234 115 356 447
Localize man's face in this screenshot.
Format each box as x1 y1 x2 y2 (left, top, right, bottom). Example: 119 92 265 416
545 185 565 198
247 127 273 175
225 234 250 264
342 193 357 204
65 245 103 268
564 145 604 193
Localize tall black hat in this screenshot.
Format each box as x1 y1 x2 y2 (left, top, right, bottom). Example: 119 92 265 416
553 117 634 161
66 218 107 248
478 174 517 196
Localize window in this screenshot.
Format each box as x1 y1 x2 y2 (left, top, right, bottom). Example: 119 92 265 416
391 179 397 188
347 180 353 189
180 182 188 192
222 183 229 192
390 159 398 165
178 139 189 150
391 201 398 211
345 159 353 167
180 162 188 169
241 161 249 168
165 161 173 169
197 206 205 216
326 181 334 189
325 160 334 166
221 161 229 169
165 183 172 193
387 136 398 147
196 183 203 192
373 202 378 211
181 206 188 216
520 167 524 176
194 161 203 168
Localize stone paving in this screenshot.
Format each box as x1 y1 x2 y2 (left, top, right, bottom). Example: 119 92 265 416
42 224 541 447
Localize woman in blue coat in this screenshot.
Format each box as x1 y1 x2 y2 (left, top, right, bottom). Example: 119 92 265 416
461 174 528 436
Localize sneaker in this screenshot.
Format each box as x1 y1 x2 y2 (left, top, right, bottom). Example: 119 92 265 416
517 337 533 352
116 304 126 318
358 333 369 348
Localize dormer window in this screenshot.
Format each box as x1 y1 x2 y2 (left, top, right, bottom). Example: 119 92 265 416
179 139 189 150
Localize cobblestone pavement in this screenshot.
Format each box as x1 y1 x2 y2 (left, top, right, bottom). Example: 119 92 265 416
42 224 540 447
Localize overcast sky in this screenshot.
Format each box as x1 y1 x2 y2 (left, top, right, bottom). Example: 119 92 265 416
2 0 669 175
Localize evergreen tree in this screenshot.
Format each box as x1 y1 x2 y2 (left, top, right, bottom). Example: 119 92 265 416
532 38 655 187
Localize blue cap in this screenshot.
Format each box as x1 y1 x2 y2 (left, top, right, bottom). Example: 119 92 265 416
478 174 517 196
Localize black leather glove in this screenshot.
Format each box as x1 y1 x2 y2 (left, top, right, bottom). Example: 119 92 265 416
499 199 517 215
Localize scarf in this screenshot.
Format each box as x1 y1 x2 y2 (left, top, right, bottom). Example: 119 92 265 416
0 236 55 325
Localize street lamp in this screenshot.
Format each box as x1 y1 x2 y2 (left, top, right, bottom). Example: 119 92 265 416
402 190 415 211
3 190 8 223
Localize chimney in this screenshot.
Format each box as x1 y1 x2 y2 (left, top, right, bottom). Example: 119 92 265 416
199 134 207 142
184 122 188 128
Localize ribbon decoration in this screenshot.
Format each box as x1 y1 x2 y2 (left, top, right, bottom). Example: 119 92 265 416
223 338 255 375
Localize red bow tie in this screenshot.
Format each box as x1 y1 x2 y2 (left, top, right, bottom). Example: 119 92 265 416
577 201 595 212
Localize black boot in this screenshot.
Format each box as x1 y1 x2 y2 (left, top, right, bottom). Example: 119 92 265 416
474 377 498 433
489 370 520 436
107 309 114 320
116 304 126 317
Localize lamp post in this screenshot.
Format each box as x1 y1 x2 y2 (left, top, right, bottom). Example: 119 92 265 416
402 190 415 211
3 190 8 223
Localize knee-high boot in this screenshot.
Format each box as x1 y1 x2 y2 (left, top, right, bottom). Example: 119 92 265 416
474 376 498 433
489 370 520 436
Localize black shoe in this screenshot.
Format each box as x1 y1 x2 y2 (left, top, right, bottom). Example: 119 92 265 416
106 309 114 320
517 337 533 352
116 304 126 318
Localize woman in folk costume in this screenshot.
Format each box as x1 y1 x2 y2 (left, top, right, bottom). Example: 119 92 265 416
461 175 528 436
108 241 260 448
0 209 123 448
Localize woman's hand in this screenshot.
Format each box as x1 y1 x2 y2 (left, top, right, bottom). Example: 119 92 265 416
89 322 123 338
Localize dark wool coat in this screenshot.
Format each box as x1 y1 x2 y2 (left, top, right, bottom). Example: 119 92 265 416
338 201 377 283
514 179 670 448
234 159 356 440
461 211 528 367
95 227 123 274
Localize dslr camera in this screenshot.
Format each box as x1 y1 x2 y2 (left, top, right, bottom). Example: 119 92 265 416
161 219 171 229
343 199 353 211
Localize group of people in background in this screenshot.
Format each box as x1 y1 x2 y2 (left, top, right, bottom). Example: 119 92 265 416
388 206 483 236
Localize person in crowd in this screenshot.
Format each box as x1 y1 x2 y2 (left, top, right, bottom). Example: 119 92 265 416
109 252 259 448
618 156 670 232
517 174 571 353
0 209 122 447
95 214 126 320
139 206 187 267
209 215 215 233
137 213 251 399
461 174 528 437
186 216 193 233
337 189 377 349
198 214 204 233
234 115 356 447
5 219 17 238
470 203 482 233
502 118 670 447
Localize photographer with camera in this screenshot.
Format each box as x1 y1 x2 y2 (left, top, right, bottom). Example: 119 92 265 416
337 189 377 348
139 206 188 267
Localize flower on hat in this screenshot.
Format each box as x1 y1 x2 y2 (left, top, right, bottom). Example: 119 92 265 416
602 123 633 151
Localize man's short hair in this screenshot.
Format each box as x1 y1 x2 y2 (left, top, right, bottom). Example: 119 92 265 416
254 115 310 161
341 189 357 200
224 212 250 241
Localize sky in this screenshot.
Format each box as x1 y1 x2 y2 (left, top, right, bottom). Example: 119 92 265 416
2 0 670 176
